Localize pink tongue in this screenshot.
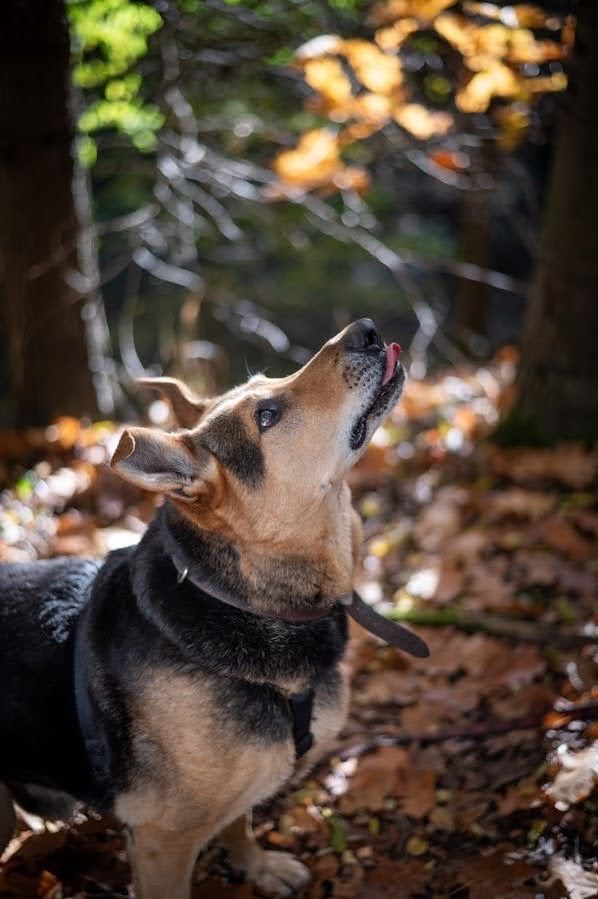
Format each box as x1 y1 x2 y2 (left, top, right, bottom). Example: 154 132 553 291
382 342 401 386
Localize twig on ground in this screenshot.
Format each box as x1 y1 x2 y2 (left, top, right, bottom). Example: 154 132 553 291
388 607 598 649
331 701 598 763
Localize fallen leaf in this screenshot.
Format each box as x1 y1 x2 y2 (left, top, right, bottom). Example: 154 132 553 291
545 742 598 809
550 855 598 899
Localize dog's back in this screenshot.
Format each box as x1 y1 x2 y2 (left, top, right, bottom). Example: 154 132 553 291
0 558 100 794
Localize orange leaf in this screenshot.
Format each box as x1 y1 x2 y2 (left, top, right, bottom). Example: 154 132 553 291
457 64 520 112
340 39 403 94
393 103 453 139
304 57 352 106
375 18 419 51
274 129 340 187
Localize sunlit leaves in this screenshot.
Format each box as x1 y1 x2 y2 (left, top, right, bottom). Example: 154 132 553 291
457 64 520 113
340 39 403 94
274 129 369 193
393 104 453 139
68 0 163 157
304 58 353 108
273 0 572 192
69 0 162 87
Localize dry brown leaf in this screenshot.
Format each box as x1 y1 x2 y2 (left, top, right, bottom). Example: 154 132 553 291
489 445 597 489
397 768 437 818
353 668 417 706
538 516 595 561
456 851 541 899
362 858 430 897
497 779 542 815
483 487 555 521
338 746 409 813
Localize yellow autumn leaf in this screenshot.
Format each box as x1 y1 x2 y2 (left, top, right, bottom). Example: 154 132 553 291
375 18 419 51
350 92 392 125
273 129 370 194
370 0 456 26
331 166 371 192
274 129 340 187
508 29 565 64
304 58 353 106
435 13 477 57
462 2 553 29
457 63 520 112
393 103 454 139
340 39 403 94
526 71 567 94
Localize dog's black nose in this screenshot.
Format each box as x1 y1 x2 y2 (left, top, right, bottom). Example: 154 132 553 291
343 318 383 352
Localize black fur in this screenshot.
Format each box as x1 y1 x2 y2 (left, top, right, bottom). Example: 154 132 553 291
0 503 347 810
197 410 264 486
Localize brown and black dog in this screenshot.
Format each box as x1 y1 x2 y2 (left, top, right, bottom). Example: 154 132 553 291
0 319 406 898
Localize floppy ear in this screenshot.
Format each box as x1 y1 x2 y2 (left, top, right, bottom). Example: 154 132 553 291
110 427 210 495
137 377 210 429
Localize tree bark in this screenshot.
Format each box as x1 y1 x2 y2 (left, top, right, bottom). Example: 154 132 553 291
516 0 598 442
0 0 113 426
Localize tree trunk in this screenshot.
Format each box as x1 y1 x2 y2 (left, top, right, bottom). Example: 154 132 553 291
0 0 113 426
516 0 598 442
452 142 498 353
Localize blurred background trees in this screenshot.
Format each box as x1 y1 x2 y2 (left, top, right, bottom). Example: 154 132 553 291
1 0 595 441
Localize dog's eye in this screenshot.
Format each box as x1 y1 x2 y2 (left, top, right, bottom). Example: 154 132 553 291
256 402 281 432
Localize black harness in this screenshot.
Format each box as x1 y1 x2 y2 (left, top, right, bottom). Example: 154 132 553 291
73 552 429 808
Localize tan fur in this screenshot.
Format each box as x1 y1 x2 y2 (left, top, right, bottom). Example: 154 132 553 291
116 672 295 833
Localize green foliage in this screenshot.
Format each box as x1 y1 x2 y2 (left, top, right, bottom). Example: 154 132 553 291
68 0 163 158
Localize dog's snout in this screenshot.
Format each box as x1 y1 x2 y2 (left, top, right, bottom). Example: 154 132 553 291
342 318 383 352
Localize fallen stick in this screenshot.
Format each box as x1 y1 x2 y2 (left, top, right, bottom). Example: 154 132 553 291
333 700 598 762
388 607 598 649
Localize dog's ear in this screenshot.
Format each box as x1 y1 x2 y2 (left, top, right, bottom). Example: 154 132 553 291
110 427 212 495
137 377 210 429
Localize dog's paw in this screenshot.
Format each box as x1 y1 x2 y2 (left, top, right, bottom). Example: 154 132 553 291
245 850 311 896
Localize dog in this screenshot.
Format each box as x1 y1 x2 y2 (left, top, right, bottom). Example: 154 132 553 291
0 319 413 899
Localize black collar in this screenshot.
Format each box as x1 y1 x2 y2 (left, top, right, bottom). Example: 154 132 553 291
169 552 430 659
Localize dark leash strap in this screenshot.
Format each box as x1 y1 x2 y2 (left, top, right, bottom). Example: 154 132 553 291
346 591 429 659
170 553 430 758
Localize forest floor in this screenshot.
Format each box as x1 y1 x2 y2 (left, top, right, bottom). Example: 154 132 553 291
0 351 596 899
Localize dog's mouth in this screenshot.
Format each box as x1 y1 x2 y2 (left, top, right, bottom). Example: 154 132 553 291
350 344 404 451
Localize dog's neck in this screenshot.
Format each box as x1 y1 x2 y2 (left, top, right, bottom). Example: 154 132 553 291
156 500 351 619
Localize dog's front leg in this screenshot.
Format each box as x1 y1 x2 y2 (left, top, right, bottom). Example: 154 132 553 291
220 812 311 897
127 822 208 899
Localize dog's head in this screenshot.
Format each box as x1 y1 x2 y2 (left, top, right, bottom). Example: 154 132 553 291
111 319 403 579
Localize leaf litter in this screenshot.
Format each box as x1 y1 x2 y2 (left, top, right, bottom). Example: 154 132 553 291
0 353 596 898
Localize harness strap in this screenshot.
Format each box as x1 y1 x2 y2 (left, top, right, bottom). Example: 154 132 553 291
289 689 315 759
73 621 112 810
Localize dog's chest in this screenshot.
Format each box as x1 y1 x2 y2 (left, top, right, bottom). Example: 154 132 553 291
115 667 349 831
